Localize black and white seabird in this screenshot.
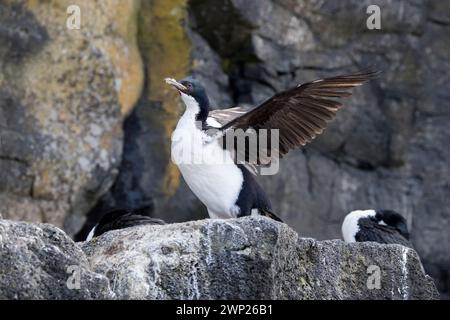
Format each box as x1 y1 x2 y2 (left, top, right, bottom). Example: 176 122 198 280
341 209 411 247
165 71 378 221
85 207 165 241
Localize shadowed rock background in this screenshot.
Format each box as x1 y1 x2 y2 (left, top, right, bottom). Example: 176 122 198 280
0 0 448 298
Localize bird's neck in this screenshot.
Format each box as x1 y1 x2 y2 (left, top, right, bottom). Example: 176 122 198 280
180 93 209 124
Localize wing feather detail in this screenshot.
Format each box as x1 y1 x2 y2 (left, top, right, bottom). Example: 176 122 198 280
212 70 379 170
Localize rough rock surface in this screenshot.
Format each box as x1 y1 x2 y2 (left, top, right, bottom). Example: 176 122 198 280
82 217 439 300
0 0 143 234
0 219 113 299
0 216 439 300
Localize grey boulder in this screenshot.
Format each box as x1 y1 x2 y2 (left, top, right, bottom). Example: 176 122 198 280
0 215 439 299
82 216 439 300
0 219 113 299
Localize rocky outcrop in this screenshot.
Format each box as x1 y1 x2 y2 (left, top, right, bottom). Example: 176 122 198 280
0 219 113 299
81 217 438 300
0 0 143 234
0 216 438 299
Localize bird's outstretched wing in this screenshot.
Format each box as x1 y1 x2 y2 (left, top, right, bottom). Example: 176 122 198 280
208 107 248 126
211 70 379 167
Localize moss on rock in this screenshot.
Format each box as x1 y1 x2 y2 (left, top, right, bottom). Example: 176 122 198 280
138 0 191 196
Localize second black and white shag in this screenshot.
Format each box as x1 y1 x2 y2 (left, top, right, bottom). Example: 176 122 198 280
341 209 411 247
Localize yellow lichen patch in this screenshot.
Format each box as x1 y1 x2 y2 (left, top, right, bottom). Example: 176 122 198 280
2 0 141 227
139 0 191 196
102 0 144 115
104 40 144 115
21 0 144 116
32 168 52 199
140 0 190 102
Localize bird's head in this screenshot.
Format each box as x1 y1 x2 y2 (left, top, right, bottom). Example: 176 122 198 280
165 76 210 120
375 209 410 239
165 76 208 101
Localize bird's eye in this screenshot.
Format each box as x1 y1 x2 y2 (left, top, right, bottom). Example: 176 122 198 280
187 83 193 91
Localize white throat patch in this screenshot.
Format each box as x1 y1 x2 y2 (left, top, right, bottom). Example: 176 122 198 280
180 92 200 115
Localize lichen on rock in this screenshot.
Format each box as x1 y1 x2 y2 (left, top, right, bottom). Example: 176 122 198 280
0 0 144 235
138 0 191 196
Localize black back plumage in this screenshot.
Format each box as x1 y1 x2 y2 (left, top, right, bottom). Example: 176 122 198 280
355 210 412 247
90 207 166 240
355 218 412 247
235 165 282 222
375 209 410 239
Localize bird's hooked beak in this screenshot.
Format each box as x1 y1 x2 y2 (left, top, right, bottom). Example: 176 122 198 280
164 78 187 93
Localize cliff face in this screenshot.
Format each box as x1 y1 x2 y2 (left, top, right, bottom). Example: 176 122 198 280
0 217 439 300
0 0 448 297
0 0 143 234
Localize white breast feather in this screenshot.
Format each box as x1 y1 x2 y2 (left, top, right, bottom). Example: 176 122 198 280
171 93 244 219
341 209 376 243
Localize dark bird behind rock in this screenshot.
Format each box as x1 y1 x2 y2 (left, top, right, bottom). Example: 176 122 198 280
342 209 412 248
85 207 166 241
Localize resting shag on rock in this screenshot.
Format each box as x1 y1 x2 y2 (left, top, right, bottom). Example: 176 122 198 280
165 71 378 222
85 207 165 241
341 209 412 247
